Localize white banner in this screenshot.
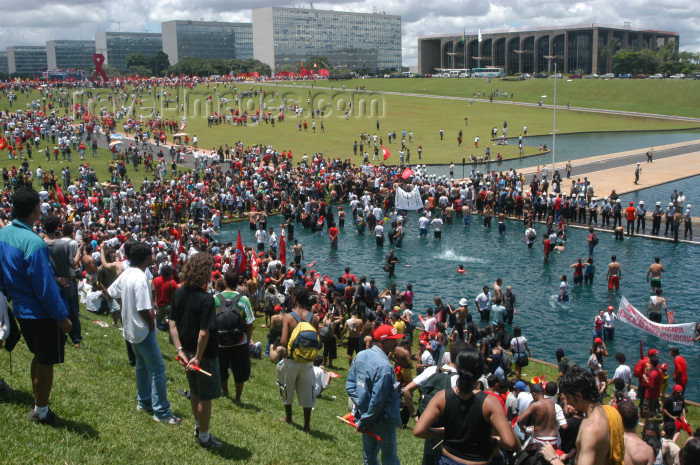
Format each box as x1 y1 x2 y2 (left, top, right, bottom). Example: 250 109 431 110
395 186 424 211
617 296 696 346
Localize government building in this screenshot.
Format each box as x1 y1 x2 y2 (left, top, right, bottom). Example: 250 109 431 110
252 6 401 72
418 24 679 75
161 20 253 65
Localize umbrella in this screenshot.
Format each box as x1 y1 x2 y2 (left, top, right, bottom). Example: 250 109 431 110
173 132 188 137
109 140 123 147
110 134 124 140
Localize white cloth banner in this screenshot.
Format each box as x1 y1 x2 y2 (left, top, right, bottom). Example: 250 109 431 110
617 296 696 346
395 186 424 211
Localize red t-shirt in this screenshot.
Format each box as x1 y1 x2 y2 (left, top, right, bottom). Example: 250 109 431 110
328 226 338 241
625 206 636 221
646 368 661 399
674 356 688 386
152 276 178 307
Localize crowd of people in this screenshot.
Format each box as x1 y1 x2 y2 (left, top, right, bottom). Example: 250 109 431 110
0 79 698 464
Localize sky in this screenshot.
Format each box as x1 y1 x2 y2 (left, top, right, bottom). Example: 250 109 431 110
2 0 698 66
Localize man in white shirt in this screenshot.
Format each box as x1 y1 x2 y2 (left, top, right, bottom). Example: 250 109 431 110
602 305 616 341
374 220 384 247
418 213 430 238
475 286 492 321
430 216 443 239
255 227 267 252
613 353 632 391
268 228 278 254
108 242 180 424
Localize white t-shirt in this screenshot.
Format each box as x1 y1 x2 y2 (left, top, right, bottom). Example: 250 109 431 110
431 218 443 231
423 316 436 334
418 217 430 230
108 267 153 344
313 366 329 397
603 312 616 328
516 391 533 415
412 364 457 387
255 229 267 244
421 350 435 367
613 364 632 386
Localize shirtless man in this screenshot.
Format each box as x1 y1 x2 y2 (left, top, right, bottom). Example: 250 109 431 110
454 298 469 341
81 245 98 284
345 311 363 364
646 257 665 293
605 255 622 291
541 366 625 465
517 383 559 447
291 240 304 265
646 289 668 323
279 286 320 432
493 278 503 303
618 402 655 465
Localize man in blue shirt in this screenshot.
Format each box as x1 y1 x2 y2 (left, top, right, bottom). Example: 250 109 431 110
0 187 71 425
346 324 403 465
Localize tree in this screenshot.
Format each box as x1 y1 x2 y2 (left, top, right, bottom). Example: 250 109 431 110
126 54 149 69
599 37 621 74
150 52 170 76
612 49 660 75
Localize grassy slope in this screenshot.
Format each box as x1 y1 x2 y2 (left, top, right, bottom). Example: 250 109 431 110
1 309 697 465
3 82 698 178
302 77 700 117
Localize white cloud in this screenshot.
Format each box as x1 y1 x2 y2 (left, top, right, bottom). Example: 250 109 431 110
0 0 697 67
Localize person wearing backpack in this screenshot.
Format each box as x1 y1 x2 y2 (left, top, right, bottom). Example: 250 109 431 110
214 269 255 403
346 324 404 465
279 286 320 432
402 340 467 465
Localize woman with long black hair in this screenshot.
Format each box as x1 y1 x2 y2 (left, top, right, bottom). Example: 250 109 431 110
413 349 519 465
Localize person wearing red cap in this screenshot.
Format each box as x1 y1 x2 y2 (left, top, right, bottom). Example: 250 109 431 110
346 324 403 465
662 384 687 434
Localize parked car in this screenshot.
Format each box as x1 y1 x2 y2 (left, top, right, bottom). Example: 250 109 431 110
569 73 582 79
669 73 686 79
618 73 631 79
601 73 615 79
584 73 599 79
649 73 664 79
534 73 549 79
632 74 647 79
519 73 532 80
550 73 563 79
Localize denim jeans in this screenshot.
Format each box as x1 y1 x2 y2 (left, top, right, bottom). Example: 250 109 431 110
362 424 399 465
131 330 173 419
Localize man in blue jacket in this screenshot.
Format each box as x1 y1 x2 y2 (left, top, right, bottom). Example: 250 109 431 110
346 324 403 465
0 187 72 425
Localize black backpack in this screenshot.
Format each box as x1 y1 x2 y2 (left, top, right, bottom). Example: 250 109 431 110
214 293 245 346
417 369 457 420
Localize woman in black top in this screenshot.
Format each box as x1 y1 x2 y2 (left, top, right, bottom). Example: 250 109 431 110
413 350 519 465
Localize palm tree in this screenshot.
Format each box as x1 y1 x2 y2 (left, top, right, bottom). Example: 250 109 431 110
599 37 621 74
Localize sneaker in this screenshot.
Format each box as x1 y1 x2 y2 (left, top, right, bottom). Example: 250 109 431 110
153 414 181 425
194 426 200 438
198 434 223 449
27 408 62 426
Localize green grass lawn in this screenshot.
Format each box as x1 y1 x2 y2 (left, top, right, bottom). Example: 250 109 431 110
299 77 700 118
4 80 699 178
0 308 696 464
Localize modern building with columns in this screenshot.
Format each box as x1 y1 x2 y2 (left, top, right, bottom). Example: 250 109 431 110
418 24 679 75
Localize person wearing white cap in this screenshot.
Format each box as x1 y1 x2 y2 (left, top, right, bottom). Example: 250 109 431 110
636 200 647 234
684 204 692 240
634 162 642 184
665 202 675 236
652 201 663 235
589 197 599 226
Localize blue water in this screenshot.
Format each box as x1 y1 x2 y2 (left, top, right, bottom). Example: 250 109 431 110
426 129 700 177
621 175 700 207
219 209 700 400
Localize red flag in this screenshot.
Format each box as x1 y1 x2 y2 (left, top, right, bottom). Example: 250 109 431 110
279 230 286 266
382 145 391 161
55 185 67 206
0 137 7 151
235 231 247 274
401 167 414 179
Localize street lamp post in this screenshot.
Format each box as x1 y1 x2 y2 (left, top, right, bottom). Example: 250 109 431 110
552 62 557 175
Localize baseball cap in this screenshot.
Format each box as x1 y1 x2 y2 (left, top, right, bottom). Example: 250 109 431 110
594 337 603 345
373 324 403 341
656 201 661 206
629 202 634 206
673 384 683 393
459 298 469 306
514 381 529 391
648 348 659 356
607 305 614 311
660 363 668 370
274 305 283 312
